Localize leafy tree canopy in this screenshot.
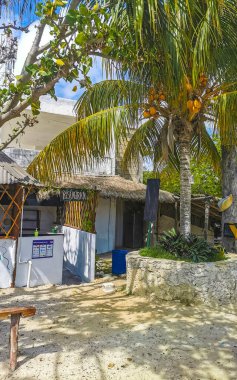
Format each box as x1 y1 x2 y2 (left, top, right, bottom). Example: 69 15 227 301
144 138 222 197
0 0 129 148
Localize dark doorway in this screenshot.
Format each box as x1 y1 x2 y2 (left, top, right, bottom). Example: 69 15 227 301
123 201 144 248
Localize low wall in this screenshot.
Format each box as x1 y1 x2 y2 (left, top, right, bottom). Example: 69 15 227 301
63 226 95 282
0 238 16 288
126 251 237 306
0 235 64 288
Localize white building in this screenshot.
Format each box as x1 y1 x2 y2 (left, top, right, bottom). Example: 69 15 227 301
1 96 175 257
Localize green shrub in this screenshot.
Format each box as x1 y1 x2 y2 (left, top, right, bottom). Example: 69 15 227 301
158 229 227 263
140 245 191 261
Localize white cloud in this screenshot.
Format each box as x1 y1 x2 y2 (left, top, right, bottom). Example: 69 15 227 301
14 21 52 75
14 23 105 99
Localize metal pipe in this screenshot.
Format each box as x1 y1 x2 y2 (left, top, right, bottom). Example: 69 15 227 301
26 260 32 288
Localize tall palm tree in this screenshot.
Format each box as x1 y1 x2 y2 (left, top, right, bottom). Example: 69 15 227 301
28 0 237 237
0 0 38 20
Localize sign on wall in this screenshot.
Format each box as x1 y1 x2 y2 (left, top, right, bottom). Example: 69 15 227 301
60 189 87 202
32 240 54 259
224 223 237 238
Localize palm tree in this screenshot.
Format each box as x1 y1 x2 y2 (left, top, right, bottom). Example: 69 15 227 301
28 78 220 235
0 1 38 20
28 0 237 238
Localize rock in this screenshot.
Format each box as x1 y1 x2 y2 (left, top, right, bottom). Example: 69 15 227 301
126 251 237 307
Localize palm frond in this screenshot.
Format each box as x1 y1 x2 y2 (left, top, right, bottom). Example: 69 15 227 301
74 80 146 119
28 105 139 183
0 0 38 20
191 123 221 172
122 118 163 168
214 92 237 145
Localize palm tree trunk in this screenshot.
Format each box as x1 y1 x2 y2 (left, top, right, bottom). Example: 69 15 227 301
221 145 237 252
179 129 192 237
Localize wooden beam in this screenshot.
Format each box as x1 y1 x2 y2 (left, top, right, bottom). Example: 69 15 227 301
191 202 221 219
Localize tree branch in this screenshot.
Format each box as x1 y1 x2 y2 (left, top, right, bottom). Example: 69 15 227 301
22 23 46 73
2 22 47 114
0 114 38 151
0 73 63 128
0 23 30 32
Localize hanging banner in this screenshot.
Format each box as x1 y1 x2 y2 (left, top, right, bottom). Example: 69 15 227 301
144 179 160 222
60 188 87 202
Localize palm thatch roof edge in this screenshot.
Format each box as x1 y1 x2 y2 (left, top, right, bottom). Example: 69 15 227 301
37 175 175 203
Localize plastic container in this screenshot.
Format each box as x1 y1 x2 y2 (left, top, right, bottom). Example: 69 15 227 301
112 249 128 275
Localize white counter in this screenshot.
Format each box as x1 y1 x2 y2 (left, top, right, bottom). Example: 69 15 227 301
15 234 64 287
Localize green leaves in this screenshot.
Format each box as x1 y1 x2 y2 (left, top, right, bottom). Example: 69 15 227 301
31 100 41 116
25 64 39 76
65 9 77 26
55 0 67 6
75 32 87 46
15 75 23 81
55 59 65 66
159 229 225 263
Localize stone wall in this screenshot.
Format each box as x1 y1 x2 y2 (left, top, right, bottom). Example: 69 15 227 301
126 251 237 307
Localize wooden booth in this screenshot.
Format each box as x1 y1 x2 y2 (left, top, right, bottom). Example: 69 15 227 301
0 151 40 287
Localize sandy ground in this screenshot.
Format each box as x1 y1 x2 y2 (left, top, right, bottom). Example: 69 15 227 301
1 278 237 380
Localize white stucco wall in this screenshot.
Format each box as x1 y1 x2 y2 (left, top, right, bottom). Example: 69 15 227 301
0 238 16 288
22 206 57 235
95 197 117 254
0 235 64 288
63 226 95 282
2 97 116 175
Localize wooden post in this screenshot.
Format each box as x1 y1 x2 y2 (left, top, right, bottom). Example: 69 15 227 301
0 306 36 372
11 185 23 288
9 314 20 371
204 199 210 241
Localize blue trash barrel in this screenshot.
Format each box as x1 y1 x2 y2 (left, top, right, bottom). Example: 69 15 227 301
112 249 128 275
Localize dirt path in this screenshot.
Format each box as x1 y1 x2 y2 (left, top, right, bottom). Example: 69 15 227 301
1 278 237 380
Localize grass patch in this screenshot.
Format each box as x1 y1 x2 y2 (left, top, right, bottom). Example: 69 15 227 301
207 251 228 262
139 245 227 263
139 246 192 262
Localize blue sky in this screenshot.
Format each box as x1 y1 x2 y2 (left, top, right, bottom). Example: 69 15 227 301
14 23 104 100
12 2 104 100
55 58 104 100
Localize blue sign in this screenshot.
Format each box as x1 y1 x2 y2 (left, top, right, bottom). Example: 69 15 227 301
32 240 54 259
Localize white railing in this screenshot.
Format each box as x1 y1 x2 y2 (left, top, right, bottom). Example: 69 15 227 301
3 148 40 169
4 148 115 176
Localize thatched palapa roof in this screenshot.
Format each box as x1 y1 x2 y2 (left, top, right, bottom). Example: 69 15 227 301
0 151 41 186
40 175 175 203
